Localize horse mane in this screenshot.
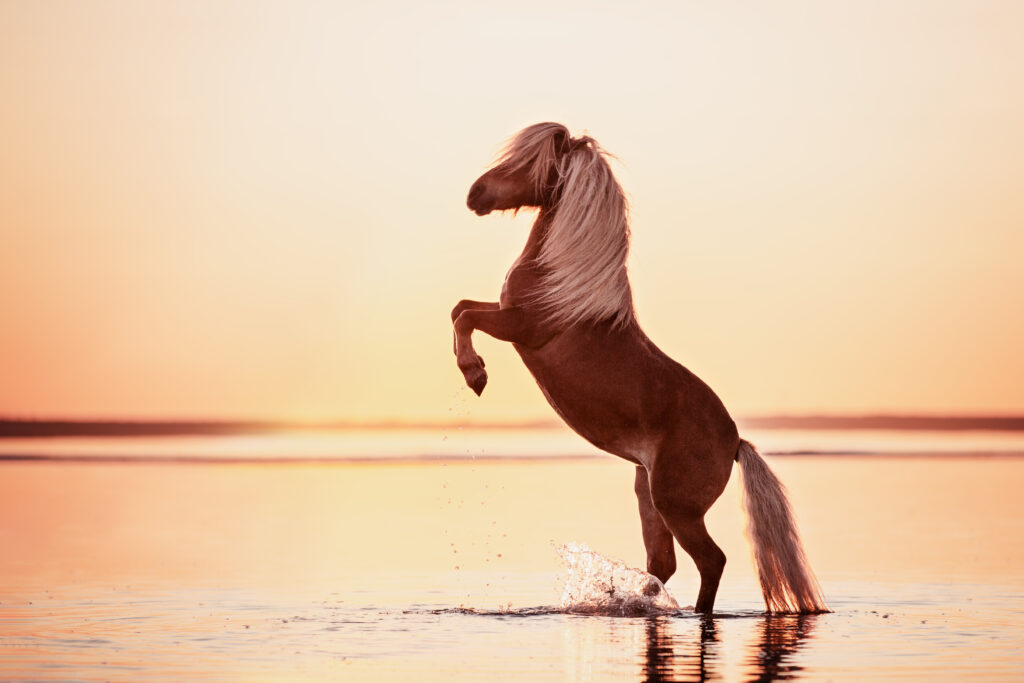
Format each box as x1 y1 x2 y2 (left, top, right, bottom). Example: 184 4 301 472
499 123 635 330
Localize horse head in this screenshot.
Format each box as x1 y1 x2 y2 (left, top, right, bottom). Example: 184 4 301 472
466 122 588 216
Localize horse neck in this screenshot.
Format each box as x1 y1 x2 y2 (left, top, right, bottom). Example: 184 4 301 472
519 209 553 262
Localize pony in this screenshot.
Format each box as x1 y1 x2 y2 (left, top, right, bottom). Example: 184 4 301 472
452 122 828 614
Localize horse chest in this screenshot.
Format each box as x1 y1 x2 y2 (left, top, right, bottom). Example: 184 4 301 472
499 279 513 308
499 261 534 308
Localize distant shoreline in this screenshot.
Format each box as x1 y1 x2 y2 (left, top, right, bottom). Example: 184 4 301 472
2 450 1024 464
1 415 1024 438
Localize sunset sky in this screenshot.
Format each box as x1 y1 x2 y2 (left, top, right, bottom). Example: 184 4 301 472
1 1 1021 422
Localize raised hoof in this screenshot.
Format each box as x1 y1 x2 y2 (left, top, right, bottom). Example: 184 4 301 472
465 365 488 396
458 355 488 396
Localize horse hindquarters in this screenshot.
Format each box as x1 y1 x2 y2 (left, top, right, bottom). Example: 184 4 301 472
737 440 829 613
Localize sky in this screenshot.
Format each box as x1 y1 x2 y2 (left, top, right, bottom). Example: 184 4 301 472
0 1 1022 422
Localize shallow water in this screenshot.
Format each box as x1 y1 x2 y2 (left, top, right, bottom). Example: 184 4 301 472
2 455 1023 680
4 579 1022 680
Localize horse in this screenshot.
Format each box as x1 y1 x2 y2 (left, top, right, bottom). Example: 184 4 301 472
451 122 828 615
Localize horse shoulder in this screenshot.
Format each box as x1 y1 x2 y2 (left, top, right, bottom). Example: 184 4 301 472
499 259 540 310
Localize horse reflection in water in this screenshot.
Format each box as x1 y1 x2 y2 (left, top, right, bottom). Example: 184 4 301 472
641 614 820 682
454 122 829 614
642 617 720 682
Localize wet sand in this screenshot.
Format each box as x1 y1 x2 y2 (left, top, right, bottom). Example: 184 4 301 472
2 456 1023 680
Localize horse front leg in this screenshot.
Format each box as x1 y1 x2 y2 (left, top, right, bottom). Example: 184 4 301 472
451 306 537 396
450 300 500 354
451 300 500 323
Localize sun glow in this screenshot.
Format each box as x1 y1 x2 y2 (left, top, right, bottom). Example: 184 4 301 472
1 1 1022 421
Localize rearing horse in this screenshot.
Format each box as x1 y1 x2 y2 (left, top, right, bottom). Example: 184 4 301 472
452 122 828 614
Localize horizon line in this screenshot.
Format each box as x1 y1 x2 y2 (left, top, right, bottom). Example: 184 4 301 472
2 450 1024 464
2 413 1024 438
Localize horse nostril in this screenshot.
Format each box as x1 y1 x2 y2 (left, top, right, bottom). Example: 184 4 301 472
467 182 485 206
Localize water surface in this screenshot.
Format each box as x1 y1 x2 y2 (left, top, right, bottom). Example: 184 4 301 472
1 448 1023 680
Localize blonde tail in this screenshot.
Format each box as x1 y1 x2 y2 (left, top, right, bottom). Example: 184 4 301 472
737 440 829 613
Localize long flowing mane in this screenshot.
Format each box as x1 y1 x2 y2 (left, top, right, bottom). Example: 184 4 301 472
498 124 635 330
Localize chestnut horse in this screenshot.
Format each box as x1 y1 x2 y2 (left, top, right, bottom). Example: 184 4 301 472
452 122 827 614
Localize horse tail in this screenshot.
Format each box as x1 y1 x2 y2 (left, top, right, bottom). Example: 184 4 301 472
736 439 830 614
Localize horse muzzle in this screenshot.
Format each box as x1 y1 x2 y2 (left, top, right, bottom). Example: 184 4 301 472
466 181 493 216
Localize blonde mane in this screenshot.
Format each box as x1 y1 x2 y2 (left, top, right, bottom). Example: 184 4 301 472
499 123 635 329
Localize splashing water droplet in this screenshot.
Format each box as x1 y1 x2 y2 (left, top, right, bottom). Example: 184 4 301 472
555 542 679 616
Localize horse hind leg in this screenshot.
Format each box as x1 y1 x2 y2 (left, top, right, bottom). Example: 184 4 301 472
634 466 676 584
648 453 731 614
660 513 726 614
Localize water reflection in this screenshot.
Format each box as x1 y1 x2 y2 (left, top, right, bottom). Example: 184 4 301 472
746 614 819 682
641 616 718 681
640 613 819 682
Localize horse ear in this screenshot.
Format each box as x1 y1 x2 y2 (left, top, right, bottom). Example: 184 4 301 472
551 127 571 156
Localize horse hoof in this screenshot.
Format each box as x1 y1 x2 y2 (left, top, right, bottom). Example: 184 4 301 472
467 367 488 396
468 368 489 395
458 354 488 396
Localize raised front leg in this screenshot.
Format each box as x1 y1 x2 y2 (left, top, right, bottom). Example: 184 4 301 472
451 299 500 323
450 300 501 355
451 305 543 396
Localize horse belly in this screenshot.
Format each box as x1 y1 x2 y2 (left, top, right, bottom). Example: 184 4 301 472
514 338 667 467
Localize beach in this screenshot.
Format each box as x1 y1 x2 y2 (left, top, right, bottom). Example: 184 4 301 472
2 451 1023 680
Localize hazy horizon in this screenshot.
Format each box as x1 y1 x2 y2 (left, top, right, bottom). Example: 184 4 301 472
3 413 1024 439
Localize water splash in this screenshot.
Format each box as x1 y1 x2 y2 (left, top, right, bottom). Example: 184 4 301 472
420 543 686 618
555 542 681 616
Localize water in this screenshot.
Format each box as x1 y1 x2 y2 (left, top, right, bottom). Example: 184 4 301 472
3 571 1021 680
556 542 680 615
3 424 1024 462
2 434 1024 680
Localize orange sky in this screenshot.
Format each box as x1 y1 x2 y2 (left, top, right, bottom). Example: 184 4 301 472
1 1 1022 421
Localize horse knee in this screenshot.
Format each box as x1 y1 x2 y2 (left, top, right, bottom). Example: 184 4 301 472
451 300 473 323
684 527 725 583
